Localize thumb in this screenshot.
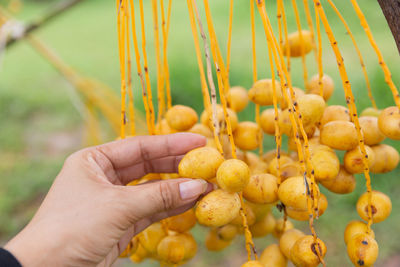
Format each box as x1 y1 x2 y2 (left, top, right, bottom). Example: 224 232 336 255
122 178 210 223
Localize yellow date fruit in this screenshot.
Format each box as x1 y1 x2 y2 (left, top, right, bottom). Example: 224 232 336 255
306 73 334 101
278 176 320 211
178 147 224 180
347 233 378 267
320 121 359 150
344 220 375 245
166 105 198 131
233 121 262 151
359 116 385 145
319 105 350 127
248 79 282 106
356 190 392 223
279 229 305 259
195 189 241 227
343 145 375 174
243 173 278 204
370 144 400 173
259 243 288 267
378 106 400 140
290 235 327 267
283 30 313 57
217 159 250 193
320 166 356 194
228 86 249 112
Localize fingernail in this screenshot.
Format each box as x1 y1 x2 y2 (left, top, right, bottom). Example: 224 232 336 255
179 179 208 200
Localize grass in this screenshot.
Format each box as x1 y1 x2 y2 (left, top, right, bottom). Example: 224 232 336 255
1 0 400 266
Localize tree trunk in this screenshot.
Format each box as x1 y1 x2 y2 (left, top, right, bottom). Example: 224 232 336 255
377 0 400 54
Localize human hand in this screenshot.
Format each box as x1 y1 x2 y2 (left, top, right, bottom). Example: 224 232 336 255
5 133 211 267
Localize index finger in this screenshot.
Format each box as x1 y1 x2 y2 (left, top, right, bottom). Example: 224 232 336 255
95 133 206 169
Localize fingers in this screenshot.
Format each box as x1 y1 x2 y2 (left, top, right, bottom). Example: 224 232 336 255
116 155 184 185
122 179 211 224
95 133 206 170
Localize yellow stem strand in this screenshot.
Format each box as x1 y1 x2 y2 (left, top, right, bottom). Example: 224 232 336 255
313 0 373 234
139 0 156 134
349 0 400 108
125 4 135 136
291 0 308 89
129 0 153 135
326 0 377 108
226 0 234 79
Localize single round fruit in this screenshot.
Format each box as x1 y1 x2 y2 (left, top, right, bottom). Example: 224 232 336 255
233 121 262 151
217 159 250 193
370 144 400 173
260 108 279 135
166 105 198 131
320 166 356 194
249 212 276 238
344 145 375 174
157 235 185 265
228 86 249 112
310 149 340 181
178 147 224 180
243 173 278 204
217 224 238 241
174 233 197 261
248 79 282 106
378 106 400 140
165 209 196 233
138 222 167 255
297 94 326 126
283 30 313 57
347 233 378 267
359 116 385 145
188 123 213 138
344 220 375 245
278 176 320 211
320 121 359 150
205 228 231 251
286 194 328 221
360 107 381 117
195 189 241 227
279 229 306 259
290 235 327 267
259 243 287 267
155 119 178 135
279 162 302 182
306 73 334 101
273 218 294 238
319 105 350 127
356 190 392 223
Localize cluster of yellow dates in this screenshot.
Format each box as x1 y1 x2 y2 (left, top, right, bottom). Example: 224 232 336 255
119 30 400 267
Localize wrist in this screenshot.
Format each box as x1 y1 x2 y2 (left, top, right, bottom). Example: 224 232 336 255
5 221 66 267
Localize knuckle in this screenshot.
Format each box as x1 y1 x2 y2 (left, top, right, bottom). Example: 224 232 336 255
158 182 177 211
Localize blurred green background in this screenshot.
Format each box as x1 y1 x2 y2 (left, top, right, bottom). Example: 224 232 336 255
1 0 399 266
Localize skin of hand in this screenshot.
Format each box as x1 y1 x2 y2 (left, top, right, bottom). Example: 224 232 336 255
5 133 212 267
